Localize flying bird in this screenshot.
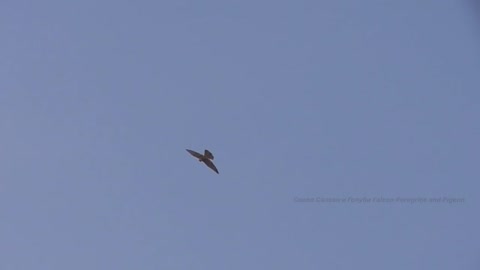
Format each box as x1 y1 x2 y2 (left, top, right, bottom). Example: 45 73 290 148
186 149 219 174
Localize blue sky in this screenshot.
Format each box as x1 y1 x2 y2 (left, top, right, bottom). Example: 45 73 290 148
1 1 479 269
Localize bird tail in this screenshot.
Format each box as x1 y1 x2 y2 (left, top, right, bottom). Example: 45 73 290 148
204 149 214 160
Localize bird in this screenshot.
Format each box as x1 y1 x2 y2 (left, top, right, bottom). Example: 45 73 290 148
186 149 219 174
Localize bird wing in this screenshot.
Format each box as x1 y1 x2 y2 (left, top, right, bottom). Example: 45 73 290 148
203 159 219 174
186 149 204 159
204 149 214 160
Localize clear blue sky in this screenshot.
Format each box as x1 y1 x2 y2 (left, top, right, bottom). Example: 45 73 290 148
1 1 479 269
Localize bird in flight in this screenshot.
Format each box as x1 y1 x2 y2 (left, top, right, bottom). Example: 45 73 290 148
186 149 219 174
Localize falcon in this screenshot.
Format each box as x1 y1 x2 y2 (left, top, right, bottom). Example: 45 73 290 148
186 149 219 174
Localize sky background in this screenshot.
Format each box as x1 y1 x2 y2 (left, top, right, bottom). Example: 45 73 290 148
1 1 479 269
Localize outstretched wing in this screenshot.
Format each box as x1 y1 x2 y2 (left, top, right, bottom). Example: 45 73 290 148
186 149 203 159
204 149 214 160
203 159 219 174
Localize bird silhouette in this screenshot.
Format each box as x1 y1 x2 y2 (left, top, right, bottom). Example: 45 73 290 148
186 149 219 174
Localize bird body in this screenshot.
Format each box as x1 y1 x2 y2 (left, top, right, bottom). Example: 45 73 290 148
186 149 219 174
